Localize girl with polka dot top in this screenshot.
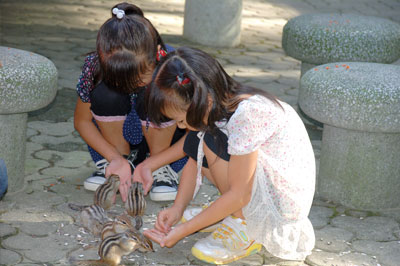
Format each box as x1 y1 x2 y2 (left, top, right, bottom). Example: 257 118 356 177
74 2 187 202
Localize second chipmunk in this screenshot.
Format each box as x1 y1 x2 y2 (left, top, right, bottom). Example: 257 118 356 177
125 182 146 230
69 203 112 237
100 213 135 240
72 230 153 266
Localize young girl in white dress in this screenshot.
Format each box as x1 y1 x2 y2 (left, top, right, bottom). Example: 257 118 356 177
141 47 316 264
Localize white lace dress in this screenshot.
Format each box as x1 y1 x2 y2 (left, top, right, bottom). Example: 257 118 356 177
196 95 316 260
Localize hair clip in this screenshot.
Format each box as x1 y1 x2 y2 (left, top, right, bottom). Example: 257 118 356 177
112 7 125 19
176 74 190 85
156 49 167 62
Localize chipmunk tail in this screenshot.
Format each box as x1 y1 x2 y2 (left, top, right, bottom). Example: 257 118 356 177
68 203 88 211
134 216 143 230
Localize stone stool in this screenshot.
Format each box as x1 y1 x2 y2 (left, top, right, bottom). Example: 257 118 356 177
183 0 242 47
282 14 400 77
299 62 400 210
0 46 57 192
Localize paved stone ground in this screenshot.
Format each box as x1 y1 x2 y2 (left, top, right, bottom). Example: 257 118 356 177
1 0 400 265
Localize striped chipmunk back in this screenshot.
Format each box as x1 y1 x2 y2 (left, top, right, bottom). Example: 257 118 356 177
125 182 146 229
80 204 112 237
101 213 135 240
94 174 120 210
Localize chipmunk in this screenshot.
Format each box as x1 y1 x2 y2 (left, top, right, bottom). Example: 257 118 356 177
125 182 146 230
69 203 112 237
101 213 135 240
94 175 120 210
72 230 153 266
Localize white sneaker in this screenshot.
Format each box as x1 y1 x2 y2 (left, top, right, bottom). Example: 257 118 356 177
181 202 220 232
149 165 179 201
84 159 108 191
191 216 262 265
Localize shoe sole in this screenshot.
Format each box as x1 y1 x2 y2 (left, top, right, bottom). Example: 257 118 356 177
83 181 101 192
191 242 262 265
149 191 177 201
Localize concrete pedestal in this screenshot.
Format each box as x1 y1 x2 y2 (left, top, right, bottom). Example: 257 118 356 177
0 46 57 192
299 62 400 210
319 125 400 210
0 113 27 192
183 0 242 47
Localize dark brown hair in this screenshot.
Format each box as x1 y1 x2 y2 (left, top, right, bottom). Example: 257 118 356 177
146 47 281 132
95 2 166 93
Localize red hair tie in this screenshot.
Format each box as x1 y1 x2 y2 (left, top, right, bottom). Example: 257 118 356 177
176 75 190 85
156 49 167 62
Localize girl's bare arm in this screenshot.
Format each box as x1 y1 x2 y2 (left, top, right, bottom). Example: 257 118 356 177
157 150 258 247
74 98 132 201
74 98 127 162
152 158 198 233
143 131 187 169
171 157 197 213
133 132 188 193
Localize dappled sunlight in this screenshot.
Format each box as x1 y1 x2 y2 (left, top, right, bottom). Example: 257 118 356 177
242 18 288 28
1 1 399 265
243 0 303 19
146 13 183 35
0 209 73 223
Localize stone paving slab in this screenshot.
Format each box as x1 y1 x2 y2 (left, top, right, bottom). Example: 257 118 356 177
1 0 400 265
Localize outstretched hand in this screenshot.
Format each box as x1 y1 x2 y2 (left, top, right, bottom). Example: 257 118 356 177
144 225 183 248
132 162 153 195
105 157 132 202
155 205 182 233
144 205 184 247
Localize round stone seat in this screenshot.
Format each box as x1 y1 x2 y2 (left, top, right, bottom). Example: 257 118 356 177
183 0 242 47
299 62 400 210
0 46 57 192
282 14 400 76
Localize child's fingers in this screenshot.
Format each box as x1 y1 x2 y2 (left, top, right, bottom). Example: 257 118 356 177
141 168 153 195
119 184 128 202
154 215 167 232
143 178 152 195
126 178 132 193
160 212 173 231
155 221 170 233
148 228 166 237
144 229 166 246
105 166 111 177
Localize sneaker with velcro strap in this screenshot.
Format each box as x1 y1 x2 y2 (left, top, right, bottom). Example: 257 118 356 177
191 215 262 265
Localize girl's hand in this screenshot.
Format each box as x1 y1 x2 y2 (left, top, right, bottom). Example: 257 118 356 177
154 205 183 233
105 156 132 202
143 224 184 248
132 162 153 195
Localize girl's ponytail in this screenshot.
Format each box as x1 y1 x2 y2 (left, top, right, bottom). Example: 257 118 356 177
111 2 144 17
110 2 165 50
97 2 163 93
147 47 281 131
